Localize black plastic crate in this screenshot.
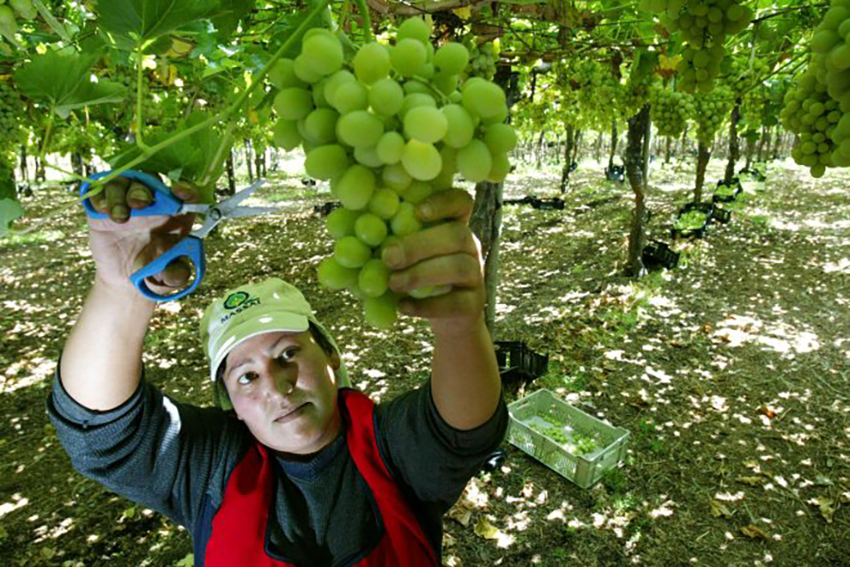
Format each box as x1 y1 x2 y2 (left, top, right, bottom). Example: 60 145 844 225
642 240 680 270
495 341 549 382
504 196 537 206
712 178 743 203
313 201 342 216
531 197 565 210
712 206 732 225
671 202 714 239
605 165 625 183
739 167 766 182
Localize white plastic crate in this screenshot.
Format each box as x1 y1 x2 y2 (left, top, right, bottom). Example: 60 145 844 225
507 389 629 488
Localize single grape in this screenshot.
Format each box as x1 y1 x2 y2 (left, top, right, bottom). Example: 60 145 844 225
326 207 360 239
368 188 401 220
274 88 313 120
332 81 369 114
355 213 388 247
457 139 492 182
273 120 302 151
434 42 470 75
440 104 474 148
301 34 344 76
268 59 306 90
391 39 427 78
368 78 405 116
382 162 413 192
337 164 376 210
391 202 422 236
376 131 406 164
354 42 392 85
358 259 391 298
397 17 431 44
404 106 448 143
304 144 349 180
363 293 398 329
334 236 372 268
337 110 384 148
318 257 358 290
401 139 442 181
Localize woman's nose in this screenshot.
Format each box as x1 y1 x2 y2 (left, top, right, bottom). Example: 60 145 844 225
268 361 296 398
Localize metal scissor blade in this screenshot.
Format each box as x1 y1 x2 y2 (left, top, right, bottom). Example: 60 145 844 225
217 179 267 211
224 206 281 218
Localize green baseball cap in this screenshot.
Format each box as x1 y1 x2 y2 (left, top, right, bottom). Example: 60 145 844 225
199 278 350 398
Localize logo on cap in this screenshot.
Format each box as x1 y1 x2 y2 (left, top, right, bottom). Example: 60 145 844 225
224 292 250 310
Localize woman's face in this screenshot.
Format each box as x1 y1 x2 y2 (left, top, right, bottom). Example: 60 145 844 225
223 330 342 458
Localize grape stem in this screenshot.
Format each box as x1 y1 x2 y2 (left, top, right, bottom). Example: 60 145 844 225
82 0 331 199
135 41 151 152
409 76 450 104
354 0 373 42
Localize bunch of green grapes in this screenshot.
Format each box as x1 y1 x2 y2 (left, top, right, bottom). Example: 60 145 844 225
649 85 694 137
782 0 850 177
694 86 733 144
0 80 23 150
463 38 498 81
639 0 754 94
268 20 515 328
0 0 36 41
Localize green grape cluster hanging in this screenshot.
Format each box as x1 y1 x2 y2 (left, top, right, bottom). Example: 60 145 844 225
0 80 23 150
463 38 498 81
639 0 754 94
268 19 515 328
781 0 850 177
649 85 694 137
694 86 733 144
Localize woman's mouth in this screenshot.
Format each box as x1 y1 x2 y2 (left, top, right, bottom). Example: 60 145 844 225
275 403 308 423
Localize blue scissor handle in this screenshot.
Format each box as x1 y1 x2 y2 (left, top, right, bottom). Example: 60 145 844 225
80 170 183 219
129 237 207 302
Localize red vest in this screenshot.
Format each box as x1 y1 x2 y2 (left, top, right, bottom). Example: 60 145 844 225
204 389 438 566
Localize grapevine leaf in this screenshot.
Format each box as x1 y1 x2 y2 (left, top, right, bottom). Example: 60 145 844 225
211 0 257 38
14 50 127 118
0 199 24 234
95 0 219 42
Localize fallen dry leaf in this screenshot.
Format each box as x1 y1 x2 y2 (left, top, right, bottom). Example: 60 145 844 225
736 476 763 486
447 505 472 527
473 518 500 540
757 405 777 419
741 524 769 540
710 499 734 519
809 497 836 523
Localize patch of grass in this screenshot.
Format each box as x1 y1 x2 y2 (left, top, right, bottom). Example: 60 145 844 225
0 229 64 247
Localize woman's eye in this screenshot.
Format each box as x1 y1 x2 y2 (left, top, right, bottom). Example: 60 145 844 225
278 347 298 363
237 372 258 386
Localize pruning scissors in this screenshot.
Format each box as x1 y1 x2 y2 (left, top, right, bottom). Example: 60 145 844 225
80 170 277 302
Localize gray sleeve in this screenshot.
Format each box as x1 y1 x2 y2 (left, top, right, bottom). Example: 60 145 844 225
375 377 508 511
46 366 248 532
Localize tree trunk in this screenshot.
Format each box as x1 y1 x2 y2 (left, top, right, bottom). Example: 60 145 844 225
680 126 689 159
771 128 782 161
535 131 545 167
572 129 583 165
756 126 768 163
641 114 652 189
36 158 45 182
19 144 28 181
744 136 755 170
724 102 742 183
469 66 517 334
594 131 603 163
225 150 236 196
243 139 254 183
559 124 575 193
624 105 650 277
695 140 711 203
608 120 618 170
255 145 264 180
470 181 503 333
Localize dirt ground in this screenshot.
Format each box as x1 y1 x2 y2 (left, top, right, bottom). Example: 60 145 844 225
0 155 847 566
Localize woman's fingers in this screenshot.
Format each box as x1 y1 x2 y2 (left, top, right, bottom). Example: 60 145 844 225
104 177 131 223
382 221 479 270
399 289 482 320
126 181 153 209
389 253 482 293
416 188 474 224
